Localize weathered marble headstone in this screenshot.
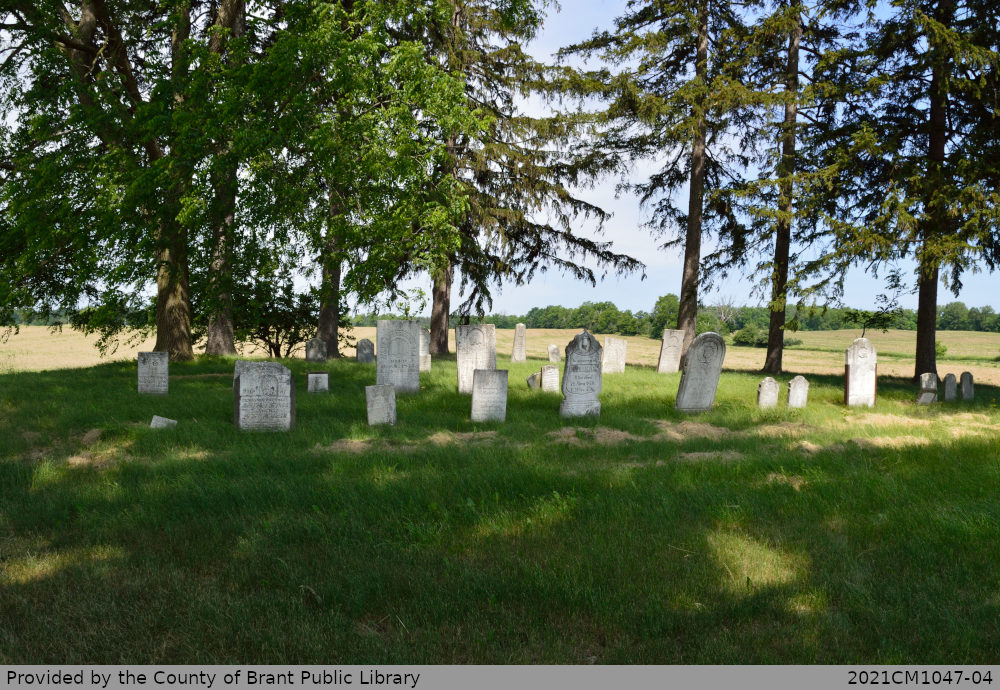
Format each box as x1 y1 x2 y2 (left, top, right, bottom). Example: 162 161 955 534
307 372 329 393
456 324 497 394
511 323 527 362
541 364 559 392
356 338 375 363
559 330 602 418
233 359 251 380
471 369 508 422
960 372 974 401
234 362 295 431
844 337 877 407
675 332 726 413
548 344 560 363
150 415 177 428
526 372 541 389
787 375 809 409
916 372 938 405
365 384 396 425
376 320 420 393
602 337 627 374
419 328 432 372
757 377 779 408
943 373 957 402
137 352 169 395
657 329 685 374
305 337 327 363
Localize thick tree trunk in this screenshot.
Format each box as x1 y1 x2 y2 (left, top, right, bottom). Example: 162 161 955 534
153 224 194 361
914 259 939 378
430 258 453 354
317 233 343 357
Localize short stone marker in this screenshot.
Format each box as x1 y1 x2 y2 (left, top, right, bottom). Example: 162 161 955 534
675 332 726 413
657 329 685 374
511 323 527 362
305 337 327 363
150 415 177 428
943 373 957 401
758 377 779 408
356 338 376 363
916 372 938 405
548 344 560 362
234 362 295 431
471 369 508 422
560 330 602 418
366 384 396 425
419 328 432 372
457 324 497 394
602 336 627 374
376 320 420 393
787 375 809 409
844 337 877 407
526 372 541 389
541 364 559 392
961 372 974 401
137 352 169 395
307 372 329 393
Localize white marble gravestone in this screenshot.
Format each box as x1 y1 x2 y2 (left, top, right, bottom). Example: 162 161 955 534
305 338 327 363
559 330 602 418
541 364 559 392
376 320 420 393
960 372 974 401
657 329 685 374
943 373 957 402
844 338 877 407
137 352 169 395
675 332 726 412
150 415 177 428
471 369 508 422
366 384 396 425
419 328 432 372
307 372 329 393
457 324 497 394
511 323 527 362
916 372 938 405
602 337 627 374
787 375 809 409
356 338 375 363
548 344 560 363
526 372 541 389
758 377 779 408
234 362 295 431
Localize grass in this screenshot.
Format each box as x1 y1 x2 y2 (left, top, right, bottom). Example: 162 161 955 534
1 345 999 664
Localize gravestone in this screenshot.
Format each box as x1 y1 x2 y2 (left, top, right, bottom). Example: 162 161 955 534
541 364 559 392
757 377 779 408
960 372 974 401
511 323 527 362
602 337 627 374
137 352 169 395
366 384 396 425
305 338 327 363
457 324 497 394
787 375 809 409
234 362 295 431
844 338 877 407
548 344 560 363
376 320 420 393
233 359 251 381
559 330 603 418
419 328 432 372
307 372 329 393
943 373 957 401
657 329 685 374
675 332 726 413
150 415 177 428
526 372 541 389
471 369 508 422
916 372 938 405
356 338 376 363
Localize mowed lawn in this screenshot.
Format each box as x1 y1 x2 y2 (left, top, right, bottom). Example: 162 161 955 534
1 329 999 663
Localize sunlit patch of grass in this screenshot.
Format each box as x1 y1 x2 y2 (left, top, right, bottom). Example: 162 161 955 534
2 545 124 585
708 531 807 595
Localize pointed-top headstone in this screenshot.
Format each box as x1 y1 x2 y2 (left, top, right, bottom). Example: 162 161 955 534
559 330 602 418
675 332 726 412
844 338 877 407
511 323 527 362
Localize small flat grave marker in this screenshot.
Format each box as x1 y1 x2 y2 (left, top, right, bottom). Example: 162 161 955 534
457 324 497 394
511 323 527 362
844 338 877 407
758 377 779 408
541 364 559 392
943 373 957 402
560 331 602 418
471 369 508 422
234 362 295 431
657 329 685 374
138 352 169 395
305 338 327 363
366 384 396 425
150 415 177 428
916 372 938 405
307 372 329 393
675 332 726 413
787 376 809 409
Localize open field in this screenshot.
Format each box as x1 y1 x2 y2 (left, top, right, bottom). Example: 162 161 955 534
1 348 999 663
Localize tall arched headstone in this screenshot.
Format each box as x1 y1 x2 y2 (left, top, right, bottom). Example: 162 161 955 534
960 372 974 401
943 373 957 401
787 375 809 408
657 329 685 373
675 332 726 412
376 320 420 393
757 377 779 408
844 338 876 407
457 324 497 394
560 330 602 418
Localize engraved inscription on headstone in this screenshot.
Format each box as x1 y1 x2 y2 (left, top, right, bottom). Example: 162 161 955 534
305 338 327 363
943 373 957 402
548 344 560 363
916 372 938 405
526 372 541 389
356 338 376 363
602 337 627 374
960 372 974 401
787 375 809 409
844 338 877 407
675 332 726 413
307 372 329 393
758 377 779 408
366 384 396 425
471 369 508 422
419 328 432 372
457 324 497 394
376 320 420 393
657 329 685 374
560 330 602 418
150 415 177 428
137 352 169 395
234 362 295 431
511 323 527 362
541 364 559 392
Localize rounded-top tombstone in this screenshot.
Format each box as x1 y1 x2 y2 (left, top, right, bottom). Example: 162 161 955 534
674 332 726 412
757 376 779 408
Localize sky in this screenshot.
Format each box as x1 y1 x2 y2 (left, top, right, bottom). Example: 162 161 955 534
398 0 999 318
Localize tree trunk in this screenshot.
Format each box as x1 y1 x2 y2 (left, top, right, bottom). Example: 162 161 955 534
430 258 453 354
914 259 939 378
317 233 343 357
153 224 194 361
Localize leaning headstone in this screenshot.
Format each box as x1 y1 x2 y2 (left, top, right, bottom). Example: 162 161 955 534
657 329 685 374
844 337 877 407
419 328 432 372
602 337 627 374
511 323 527 362
234 362 295 431
559 330 603 418
960 372 974 401
675 332 726 413
356 338 375 363
943 373 957 402
758 377 779 408
541 364 559 392
916 372 938 405
787 375 809 409
456 324 497 394
471 369 508 422
548 344 560 363
526 372 541 389
305 337 327 363
150 415 177 429
137 352 169 395
307 372 329 393
376 320 420 393
366 384 396 425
